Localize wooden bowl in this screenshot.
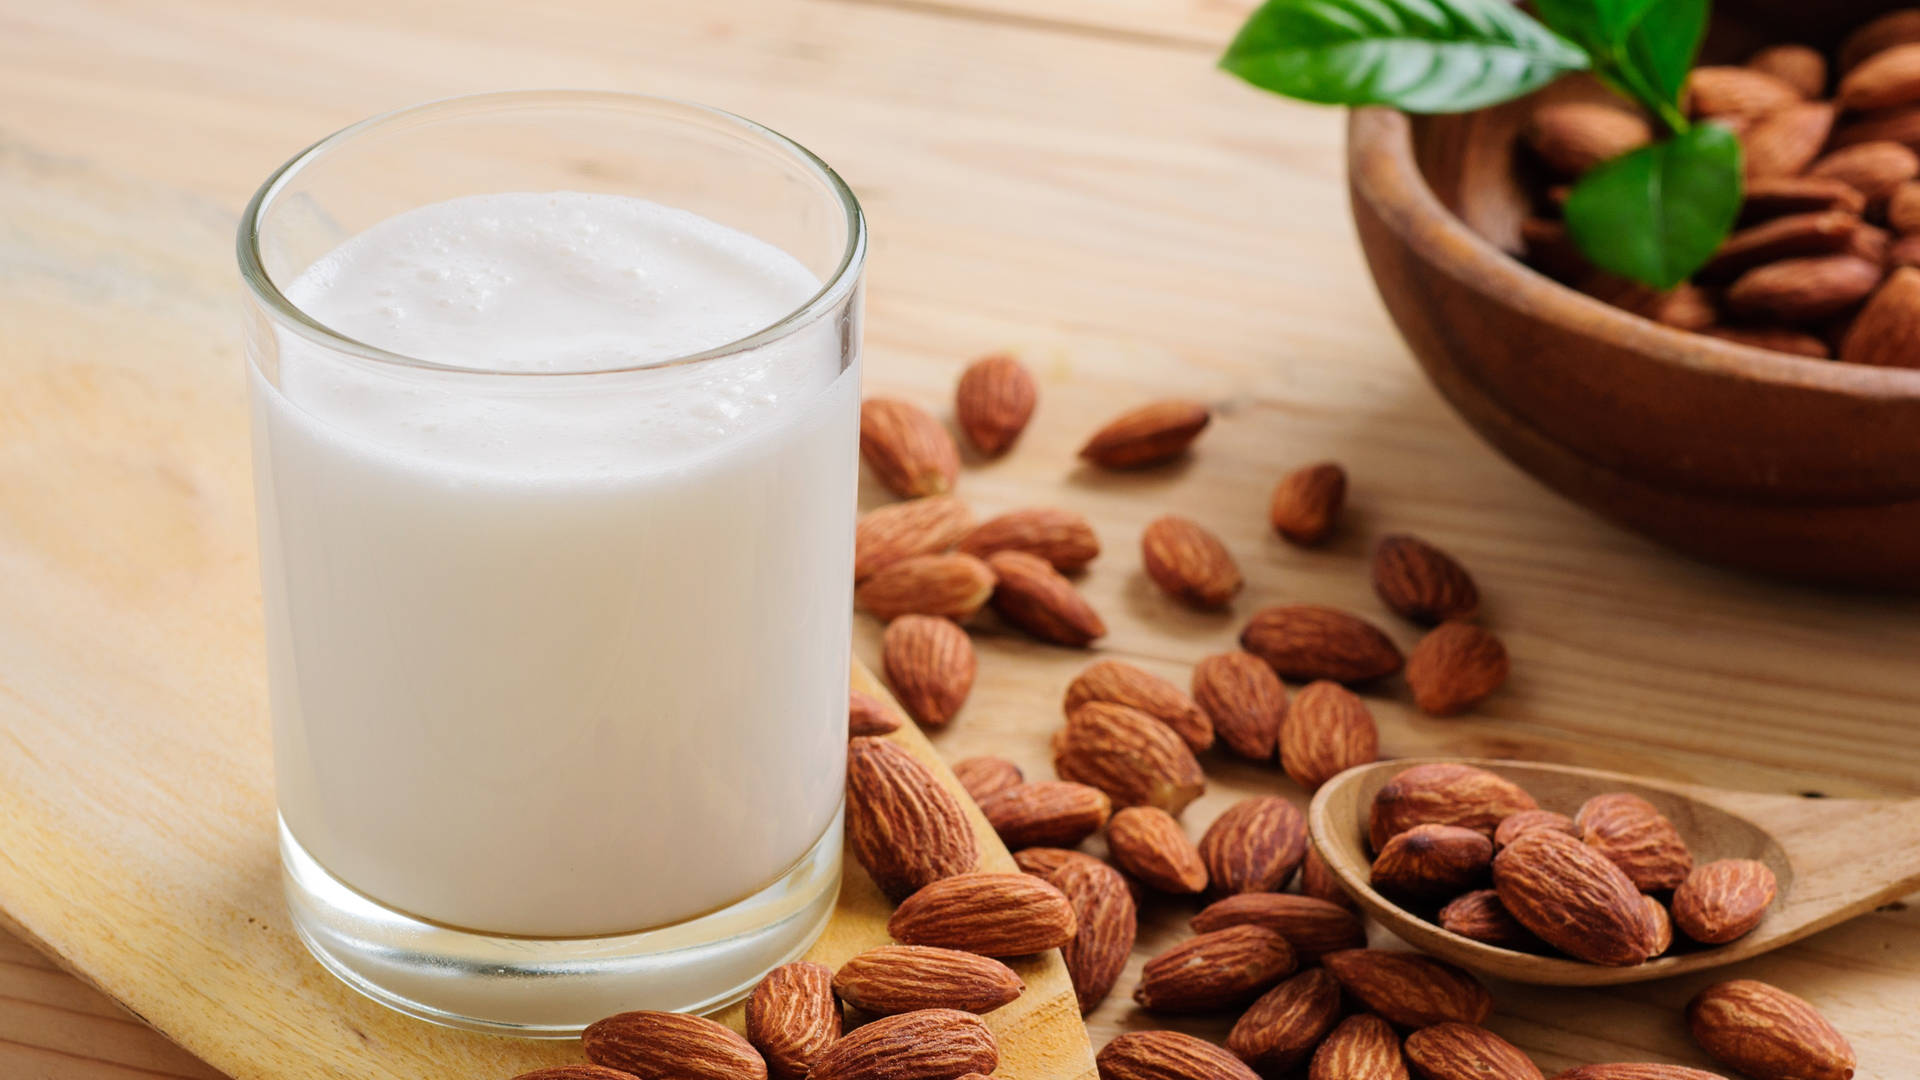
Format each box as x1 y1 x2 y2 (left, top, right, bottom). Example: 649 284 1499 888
1346 24 1920 590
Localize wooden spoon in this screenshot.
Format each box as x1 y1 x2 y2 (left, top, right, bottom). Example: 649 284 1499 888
1307 757 1920 986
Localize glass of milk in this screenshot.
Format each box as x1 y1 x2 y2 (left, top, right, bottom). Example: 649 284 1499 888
237 92 864 1035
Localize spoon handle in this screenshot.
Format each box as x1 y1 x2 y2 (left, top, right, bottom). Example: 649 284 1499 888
1699 789 1920 936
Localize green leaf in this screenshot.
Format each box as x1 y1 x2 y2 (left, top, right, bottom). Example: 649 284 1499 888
1624 0 1708 106
1219 0 1590 113
1532 0 1660 48
1564 123 1742 288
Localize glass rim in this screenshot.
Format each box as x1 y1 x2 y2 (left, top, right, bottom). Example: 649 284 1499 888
235 89 867 378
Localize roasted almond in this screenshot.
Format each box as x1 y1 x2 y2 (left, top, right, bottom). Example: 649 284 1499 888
849 689 904 737
1809 140 1920 205
1142 514 1242 609
1840 265 1920 367
1055 701 1207 814
1134 925 1297 1012
1279 680 1379 792
1748 43 1826 98
1741 102 1836 178
861 398 960 498
1011 846 1100 881
1687 980 1855 1080
1373 534 1480 624
985 550 1106 646
747 962 842 1080
1368 763 1539 852
1269 461 1347 545
1309 1014 1407 1080
1494 809 1578 849
1740 175 1867 220
1575 792 1693 892
846 737 980 899
1406 622 1510 717
977 780 1111 849
514 1069 646 1080
887 872 1077 957
954 353 1036 456
856 496 973 582
1550 1067 1735 1080
1241 604 1405 684
1370 823 1494 901
1192 650 1287 763
1099 1030 1261 1080
1642 894 1675 956
1687 66 1802 118
1702 211 1861 281
1437 889 1540 951
832 946 1023 1015
1404 1023 1544 1080
1047 853 1138 1013
1066 659 1213 753
1725 254 1884 322
1079 399 1210 469
584 1012 768 1080
1492 831 1655 966
1525 102 1652 176
855 554 995 623
1840 42 1920 110
1225 968 1344 1073
1199 795 1309 894
957 507 1100 572
1672 859 1778 944
1191 892 1367 961
882 615 976 728
1107 805 1208 894
1300 845 1359 911
1830 101 1920 150
1321 948 1493 1028
1843 8 1920 71
951 755 1023 802
809 1009 998 1080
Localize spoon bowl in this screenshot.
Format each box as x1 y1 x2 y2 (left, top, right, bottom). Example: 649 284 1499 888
1308 758 1920 985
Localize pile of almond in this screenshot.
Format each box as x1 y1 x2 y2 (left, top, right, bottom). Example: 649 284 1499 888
1521 8 1920 365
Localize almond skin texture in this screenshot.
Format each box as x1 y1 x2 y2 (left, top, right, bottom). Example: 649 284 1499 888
1369 763 1540 852
1280 680 1379 792
1687 980 1855 1080
832 946 1023 1015
1495 810 1578 849
1404 1023 1544 1080
883 615 976 728
1046 853 1138 1013
1725 255 1884 322
1142 515 1242 609
887 872 1077 957
1672 859 1778 945
1839 42 1920 110
1310 1014 1408 1080
1226 967 1344 1073
1688 66 1802 118
514 1069 648 1080
1108 806 1209 894
1301 846 1359 911
1012 846 1102 881
747 962 842 1080
977 781 1112 849
1079 400 1210 469
1841 265 1920 368
809 1009 998 1080
1406 623 1509 716
1241 605 1405 685
856 554 996 623
856 495 974 582
861 398 960 498
1192 651 1287 763
849 689 904 737
986 550 1106 646
584 1012 769 1080
1371 823 1495 901
1322 949 1493 1029
1741 102 1837 179
1056 701 1207 814
1066 659 1214 753
1099 1030 1262 1080
956 507 1100 572
1492 830 1655 966
1749 43 1826 98
1134 924 1298 1012
1373 535 1480 624
951 755 1023 802
1270 461 1347 545
1551 1068 1733 1080
1199 795 1309 894
1191 892 1368 961
1438 889 1541 951
954 353 1036 456
1575 792 1694 892
846 737 980 900
1525 102 1653 175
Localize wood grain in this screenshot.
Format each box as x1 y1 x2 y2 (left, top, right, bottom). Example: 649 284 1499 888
0 0 1916 1078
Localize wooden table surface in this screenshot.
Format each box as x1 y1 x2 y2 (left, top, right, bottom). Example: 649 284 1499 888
4 0 1918 1076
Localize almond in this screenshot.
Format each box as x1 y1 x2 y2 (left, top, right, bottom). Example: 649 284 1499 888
1525 103 1652 175
1199 795 1309 894
1369 763 1539 851
1672 859 1778 944
1687 980 1855 1080
1192 651 1287 763
1079 400 1210 469
1494 809 1577 849
1844 8 1920 71
1437 889 1540 951
1269 461 1347 545
1406 622 1510 716
1643 894 1675 956
1066 659 1214 753
1492 830 1655 966
1840 42 1920 110
1725 254 1884 321
951 755 1023 802
1142 514 1242 609
849 689 904 737
1830 101 1920 150
1134 925 1297 1012
1741 102 1836 178
584 1012 768 1080
1300 845 1359 911
1099 1031 1261 1080
1895 232 1920 267
846 737 980 899
1808 141 1920 204
809 1009 998 1080
1889 179 1920 230
1310 1014 1407 1080
1740 176 1867 220
1225 968 1344 1073
1701 325 1832 358
1107 806 1208 894
882 615 976 728
856 496 973 582
1404 1023 1544 1080
957 507 1100 572
1688 66 1802 118
747 962 842 1080
1748 43 1826 98
1702 211 1861 281
887 872 1077 956
1241 604 1405 684
1370 823 1494 901
1373 534 1479 624
1321 949 1493 1028
861 398 960 498
954 353 1036 456
1046 853 1138 1013
977 781 1111 849
985 550 1105 646
1280 680 1379 792
1840 265 1920 367
1056 701 1207 814
1551 1067 1735 1080
1575 792 1693 892
856 554 995 622
514 1069 646 1080
1011 845 1098 881
1191 893 1368 961
832 946 1023 1015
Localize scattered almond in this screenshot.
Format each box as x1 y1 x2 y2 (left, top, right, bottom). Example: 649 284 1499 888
1269 461 1347 545
1046 853 1138 1013
954 353 1037 456
808 1009 999 1080
1198 795 1309 894
849 689 904 737
833 946 1023 1015
1371 823 1495 901
1134 924 1297 1012
1672 859 1778 944
1404 1023 1544 1080
1066 659 1214 753
856 496 973 582
1225 968 1344 1073
1550 1066 1734 1080
1575 792 1694 892
1406 622 1510 717
1191 651 1287 763
977 780 1111 849
1055 701 1207 814
985 550 1106 646
957 507 1100 572
584 1012 768 1080
1191 893 1368 961
951 755 1023 802
887 872 1077 956
513 1069 645 1080
1492 831 1656 966
1687 979 1855 1080
1321 948 1493 1028
1372 534 1480 624
1079 400 1210 469
746 962 841 1080
1279 680 1379 792
1141 514 1242 609
861 398 960 498
845 737 980 899
1098 1030 1261 1080
1369 763 1539 851
855 553 996 622
882 615 976 727
1437 889 1540 951
1107 806 1208 894
1241 604 1405 684
1309 1014 1407 1080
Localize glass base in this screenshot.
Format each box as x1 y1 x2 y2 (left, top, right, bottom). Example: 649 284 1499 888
280 808 843 1036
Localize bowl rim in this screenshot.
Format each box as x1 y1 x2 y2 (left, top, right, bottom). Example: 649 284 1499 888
1346 105 1920 400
